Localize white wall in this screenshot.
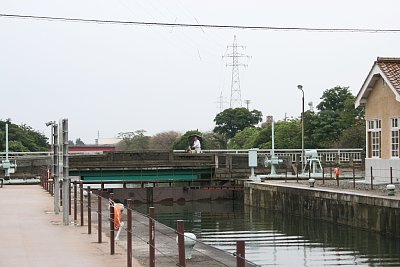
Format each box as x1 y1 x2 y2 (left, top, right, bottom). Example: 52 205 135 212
365 158 400 184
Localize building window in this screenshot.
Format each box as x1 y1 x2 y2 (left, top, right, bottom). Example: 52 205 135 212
371 132 380 157
392 117 399 128
391 118 400 158
367 119 381 158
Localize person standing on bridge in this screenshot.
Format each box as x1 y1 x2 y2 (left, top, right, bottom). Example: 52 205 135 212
191 136 201 153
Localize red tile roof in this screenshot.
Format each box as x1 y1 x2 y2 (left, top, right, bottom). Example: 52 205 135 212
377 57 400 91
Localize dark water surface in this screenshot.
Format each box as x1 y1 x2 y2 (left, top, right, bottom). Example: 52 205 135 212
134 200 400 266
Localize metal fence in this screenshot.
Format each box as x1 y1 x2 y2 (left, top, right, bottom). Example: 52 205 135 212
39 176 259 267
2 149 363 163
175 148 363 164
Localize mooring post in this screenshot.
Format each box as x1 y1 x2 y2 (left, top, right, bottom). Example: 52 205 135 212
97 193 102 243
87 186 91 234
68 181 72 215
370 166 373 190
336 168 340 187
353 161 356 189
285 159 287 183
60 183 63 206
149 207 155 267
80 181 84 226
127 199 132 267
73 181 77 222
110 193 115 255
236 240 245 267
50 181 53 196
390 166 393 184
177 220 186 267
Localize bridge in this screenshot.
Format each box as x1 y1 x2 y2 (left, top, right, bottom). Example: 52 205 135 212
0 148 363 182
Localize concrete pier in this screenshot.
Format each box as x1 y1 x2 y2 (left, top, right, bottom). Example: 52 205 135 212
245 181 400 237
0 184 247 267
0 185 136 267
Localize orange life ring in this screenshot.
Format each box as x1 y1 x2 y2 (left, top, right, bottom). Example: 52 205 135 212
114 204 122 230
334 167 339 178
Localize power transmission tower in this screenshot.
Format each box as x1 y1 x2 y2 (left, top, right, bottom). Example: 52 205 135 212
223 35 250 108
216 91 227 113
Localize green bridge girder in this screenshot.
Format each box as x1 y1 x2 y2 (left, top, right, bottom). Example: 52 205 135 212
69 168 212 181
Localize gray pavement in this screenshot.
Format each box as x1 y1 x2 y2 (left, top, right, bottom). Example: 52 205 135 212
0 185 142 267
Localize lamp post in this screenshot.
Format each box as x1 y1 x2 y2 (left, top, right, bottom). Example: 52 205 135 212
297 85 304 174
46 121 59 214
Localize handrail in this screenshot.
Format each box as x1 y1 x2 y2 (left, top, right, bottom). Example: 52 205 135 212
174 148 363 154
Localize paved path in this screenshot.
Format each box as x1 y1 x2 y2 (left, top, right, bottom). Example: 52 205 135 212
0 185 143 267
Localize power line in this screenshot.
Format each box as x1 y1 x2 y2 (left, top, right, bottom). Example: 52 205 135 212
1 13 400 33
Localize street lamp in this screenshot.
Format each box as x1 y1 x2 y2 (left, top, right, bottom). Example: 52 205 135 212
297 85 304 174
45 121 56 172
46 121 59 214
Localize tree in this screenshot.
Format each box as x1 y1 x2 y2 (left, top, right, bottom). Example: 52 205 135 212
231 119 301 150
224 86 364 150
303 111 320 148
149 131 181 150
0 120 48 152
8 141 29 152
213 108 262 139
228 127 260 149
311 86 364 148
337 120 366 149
75 138 85 145
116 130 150 150
274 119 301 149
202 132 227 149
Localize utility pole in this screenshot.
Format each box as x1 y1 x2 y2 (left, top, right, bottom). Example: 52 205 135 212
223 35 250 108
61 119 69 225
244 99 251 110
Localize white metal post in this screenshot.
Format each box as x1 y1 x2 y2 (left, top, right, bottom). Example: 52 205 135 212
53 124 60 214
62 119 69 225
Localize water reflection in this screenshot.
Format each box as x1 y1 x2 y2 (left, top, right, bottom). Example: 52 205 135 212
134 200 400 266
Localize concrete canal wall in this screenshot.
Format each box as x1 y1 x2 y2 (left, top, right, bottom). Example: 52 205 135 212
105 186 242 204
244 182 400 238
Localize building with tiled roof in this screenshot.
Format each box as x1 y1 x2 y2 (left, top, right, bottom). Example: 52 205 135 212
355 57 400 183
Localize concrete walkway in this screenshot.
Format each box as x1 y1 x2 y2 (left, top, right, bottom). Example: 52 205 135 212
0 185 142 267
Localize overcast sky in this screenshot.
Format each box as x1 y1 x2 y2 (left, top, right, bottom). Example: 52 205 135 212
1 0 400 144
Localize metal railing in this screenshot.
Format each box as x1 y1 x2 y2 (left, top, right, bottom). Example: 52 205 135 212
0 151 51 159
3 148 363 160
175 148 363 163
39 175 259 267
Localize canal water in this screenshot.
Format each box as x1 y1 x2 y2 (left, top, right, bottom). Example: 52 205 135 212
134 200 400 267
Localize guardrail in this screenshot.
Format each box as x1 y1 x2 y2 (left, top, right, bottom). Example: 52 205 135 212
39 175 259 267
3 149 363 166
175 148 363 164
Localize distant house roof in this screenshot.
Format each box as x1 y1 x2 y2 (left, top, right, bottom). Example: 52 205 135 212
355 57 400 107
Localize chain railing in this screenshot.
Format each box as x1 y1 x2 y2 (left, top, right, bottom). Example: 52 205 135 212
39 176 259 267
